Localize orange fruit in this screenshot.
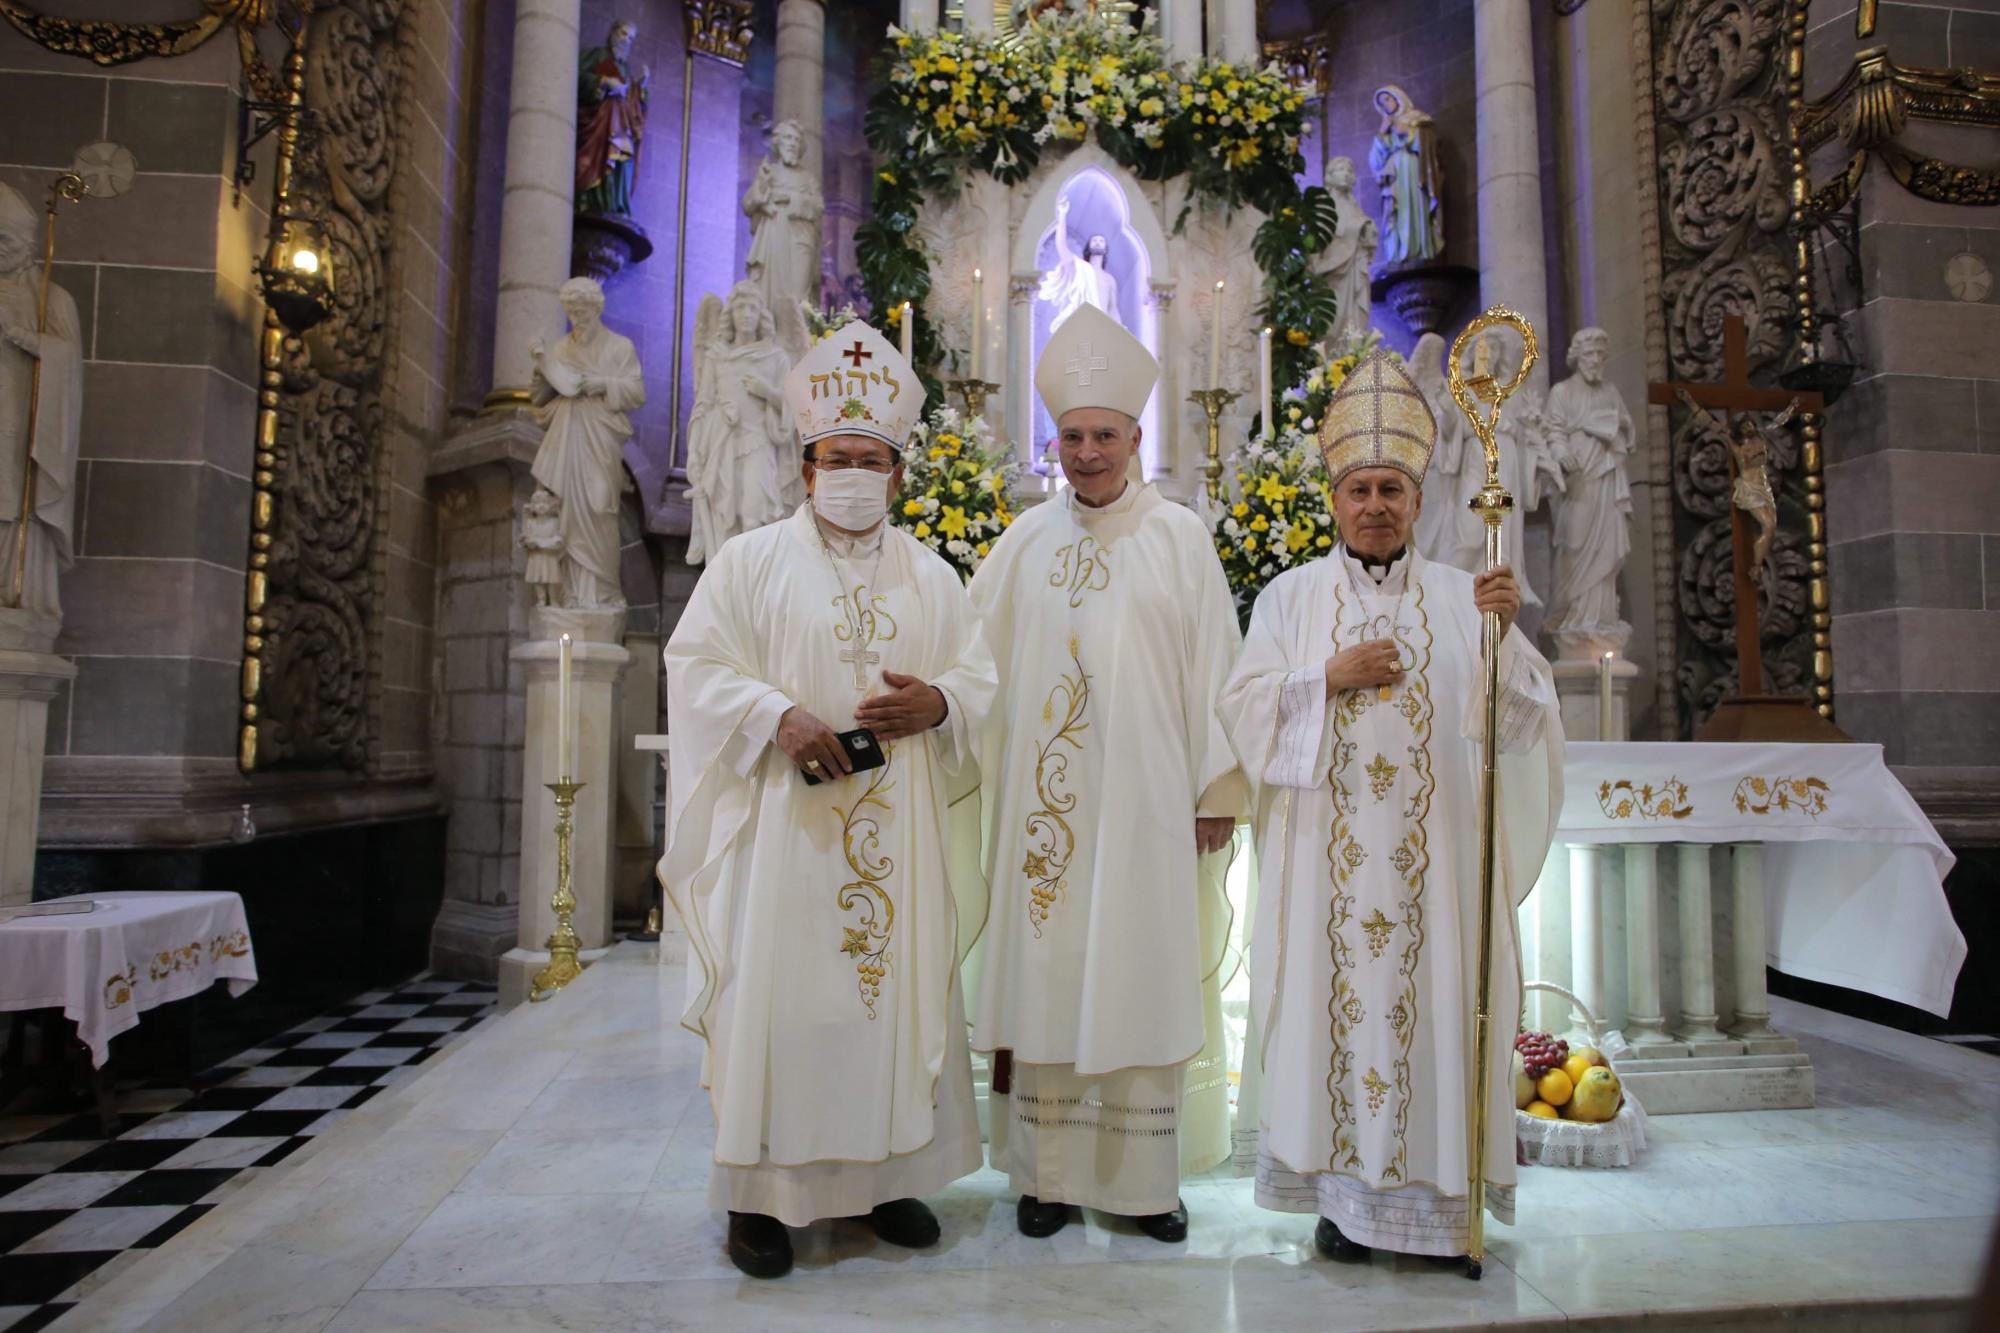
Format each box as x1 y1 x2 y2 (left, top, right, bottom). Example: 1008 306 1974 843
1536 1067 1573 1107
1562 1054 1596 1087
1523 1100 1558 1119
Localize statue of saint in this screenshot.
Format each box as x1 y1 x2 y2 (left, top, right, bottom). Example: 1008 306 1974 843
1037 194 1120 331
743 121 824 346
576 20 650 217
1367 85 1445 268
529 277 645 609
0 183 82 618
1546 328 1636 645
1315 156 1379 345
685 282 795 565
1405 332 1472 566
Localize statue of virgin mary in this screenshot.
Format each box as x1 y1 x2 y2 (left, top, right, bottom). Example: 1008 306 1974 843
1367 84 1446 267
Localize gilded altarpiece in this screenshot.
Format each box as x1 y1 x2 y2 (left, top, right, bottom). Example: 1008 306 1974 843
254 0 405 771
1647 0 1819 732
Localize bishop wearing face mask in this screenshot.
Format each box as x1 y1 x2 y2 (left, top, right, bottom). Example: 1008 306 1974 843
660 322 998 1279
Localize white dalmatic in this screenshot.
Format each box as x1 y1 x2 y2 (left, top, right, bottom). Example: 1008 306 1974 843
660 506 997 1226
968 483 1247 1214
1219 546 1562 1254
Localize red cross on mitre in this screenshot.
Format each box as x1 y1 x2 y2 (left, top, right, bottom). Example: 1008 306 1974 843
841 340 873 369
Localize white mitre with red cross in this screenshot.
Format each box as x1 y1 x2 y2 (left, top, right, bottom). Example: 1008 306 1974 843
1035 302 1158 422
784 321 925 451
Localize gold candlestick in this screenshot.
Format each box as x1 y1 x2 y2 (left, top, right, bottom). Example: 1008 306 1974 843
1444 306 1538 1282
529 778 587 1002
950 377 1000 422
1188 387 1241 501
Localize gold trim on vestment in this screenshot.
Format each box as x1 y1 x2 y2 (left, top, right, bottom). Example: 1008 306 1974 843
833 759 899 1019
1023 635 1090 937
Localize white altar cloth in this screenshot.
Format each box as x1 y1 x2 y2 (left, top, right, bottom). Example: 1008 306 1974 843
1558 742 1962 1017
0 891 258 1066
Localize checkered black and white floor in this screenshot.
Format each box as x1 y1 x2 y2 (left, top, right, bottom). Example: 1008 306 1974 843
0 975 496 1332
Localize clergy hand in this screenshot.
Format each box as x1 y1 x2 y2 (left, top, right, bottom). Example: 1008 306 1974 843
1325 638 1402 696
1473 566 1521 638
854 671 947 741
1195 817 1234 857
777 706 852 779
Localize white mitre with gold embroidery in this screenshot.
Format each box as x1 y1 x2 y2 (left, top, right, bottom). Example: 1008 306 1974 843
783 321 925 451
1317 348 1436 486
1035 303 1158 422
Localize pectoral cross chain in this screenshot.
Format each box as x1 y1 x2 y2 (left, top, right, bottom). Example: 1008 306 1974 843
839 642 879 691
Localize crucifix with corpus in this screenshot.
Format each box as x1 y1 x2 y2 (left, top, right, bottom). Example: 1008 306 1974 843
1647 314 1848 742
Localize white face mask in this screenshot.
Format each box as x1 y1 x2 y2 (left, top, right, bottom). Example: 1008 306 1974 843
811 465 892 532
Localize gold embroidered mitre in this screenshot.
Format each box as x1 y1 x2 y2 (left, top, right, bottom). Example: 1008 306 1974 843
784 321 925 451
1317 349 1437 486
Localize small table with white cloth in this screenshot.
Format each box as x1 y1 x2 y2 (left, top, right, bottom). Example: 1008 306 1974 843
0 892 260 1129
1521 742 1962 1113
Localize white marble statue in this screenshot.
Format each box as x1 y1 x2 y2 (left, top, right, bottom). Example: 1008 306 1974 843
1546 328 1635 652
529 276 644 609
1037 194 1121 330
742 120 823 352
1368 84 1445 268
0 183 82 617
1315 156 1378 345
1405 331 1472 565
684 281 794 565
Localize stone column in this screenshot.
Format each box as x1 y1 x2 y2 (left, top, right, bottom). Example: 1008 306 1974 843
1621 844 1683 1054
899 0 939 34
0 612 74 907
1566 844 1604 1042
1163 0 1204 62
1473 0 1549 372
1675 843 1735 1051
1729 844 1783 1044
1206 0 1257 63
775 0 827 180
487 0 582 407
962 0 994 33
498 608 632 1007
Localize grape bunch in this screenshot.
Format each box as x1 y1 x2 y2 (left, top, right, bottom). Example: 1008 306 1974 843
1514 1029 1569 1080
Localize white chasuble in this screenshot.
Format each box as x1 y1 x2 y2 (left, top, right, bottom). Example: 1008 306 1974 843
661 507 997 1225
968 484 1248 1211
1219 548 1563 1254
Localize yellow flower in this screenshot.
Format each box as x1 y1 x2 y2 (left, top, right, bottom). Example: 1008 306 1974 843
1286 328 1311 346
950 479 966 496
935 54 958 73
1316 534 1333 549
1242 535 1258 553
1231 501 1248 518
1255 474 1288 505
938 506 970 541
976 541 990 557
902 499 924 517
915 522 932 539
1285 526 1311 553
887 304 903 327
1250 515 1269 532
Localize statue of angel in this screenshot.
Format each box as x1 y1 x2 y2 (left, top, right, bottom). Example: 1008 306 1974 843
1677 389 1794 576
685 282 795 565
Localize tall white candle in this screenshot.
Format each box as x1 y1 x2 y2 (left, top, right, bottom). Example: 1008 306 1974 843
1599 650 1615 741
970 269 984 379
558 633 573 779
1208 280 1225 386
1258 326 1273 438
900 301 913 363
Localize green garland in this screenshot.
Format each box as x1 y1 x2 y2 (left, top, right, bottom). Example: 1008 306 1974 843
857 9 1338 406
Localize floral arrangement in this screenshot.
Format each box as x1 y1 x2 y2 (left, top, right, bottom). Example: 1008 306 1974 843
859 7 1334 388
1277 326 1392 434
802 299 863 344
892 405 1023 581
1213 425 1339 626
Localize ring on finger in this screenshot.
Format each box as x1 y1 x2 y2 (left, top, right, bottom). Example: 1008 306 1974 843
806 759 822 771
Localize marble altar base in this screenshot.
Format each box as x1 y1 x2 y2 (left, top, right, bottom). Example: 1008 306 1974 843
51 947 1993 1332
1615 1049 1815 1115
0 608 74 907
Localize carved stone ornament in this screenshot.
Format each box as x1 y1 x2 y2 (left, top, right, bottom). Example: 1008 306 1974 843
685 0 754 67
0 0 239 65
1649 0 1816 730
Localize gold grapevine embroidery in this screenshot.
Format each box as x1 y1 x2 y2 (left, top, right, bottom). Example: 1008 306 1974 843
1363 1066 1390 1116
1597 777 1692 820
1024 636 1091 936
1366 753 1398 801
1048 536 1112 607
832 759 898 1018
1360 908 1395 960
1733 775 1830 818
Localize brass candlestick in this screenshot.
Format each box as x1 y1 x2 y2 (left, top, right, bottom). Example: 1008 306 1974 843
1188 387 1241 501
1444 306 1538 1282
950 377 1000 422
529 778 587 1002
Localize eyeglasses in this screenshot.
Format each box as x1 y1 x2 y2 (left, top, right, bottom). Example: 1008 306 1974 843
810 455 897 474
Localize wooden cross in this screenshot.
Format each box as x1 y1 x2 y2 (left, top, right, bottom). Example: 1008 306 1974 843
841 339 873 369
838 641 879 691
1648 315 1841 741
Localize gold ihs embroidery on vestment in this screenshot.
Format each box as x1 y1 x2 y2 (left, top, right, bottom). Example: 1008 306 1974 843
1047 536 1112 608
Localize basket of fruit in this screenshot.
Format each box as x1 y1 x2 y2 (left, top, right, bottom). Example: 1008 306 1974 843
1513 981 1648 1169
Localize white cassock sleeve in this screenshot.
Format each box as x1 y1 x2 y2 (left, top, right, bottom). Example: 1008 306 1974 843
1460 629 1558 755
1219 576 1330 792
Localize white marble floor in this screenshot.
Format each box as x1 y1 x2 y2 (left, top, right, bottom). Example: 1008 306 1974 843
46 944 1999 1332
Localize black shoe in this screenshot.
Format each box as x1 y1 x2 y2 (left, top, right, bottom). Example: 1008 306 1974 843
1314 1217 1371 1262
867 1197 941 1249
1016 1194 1069 1237
1424 1252 1467 1269
1133 1199 1188 1243
726 1211 793 1279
